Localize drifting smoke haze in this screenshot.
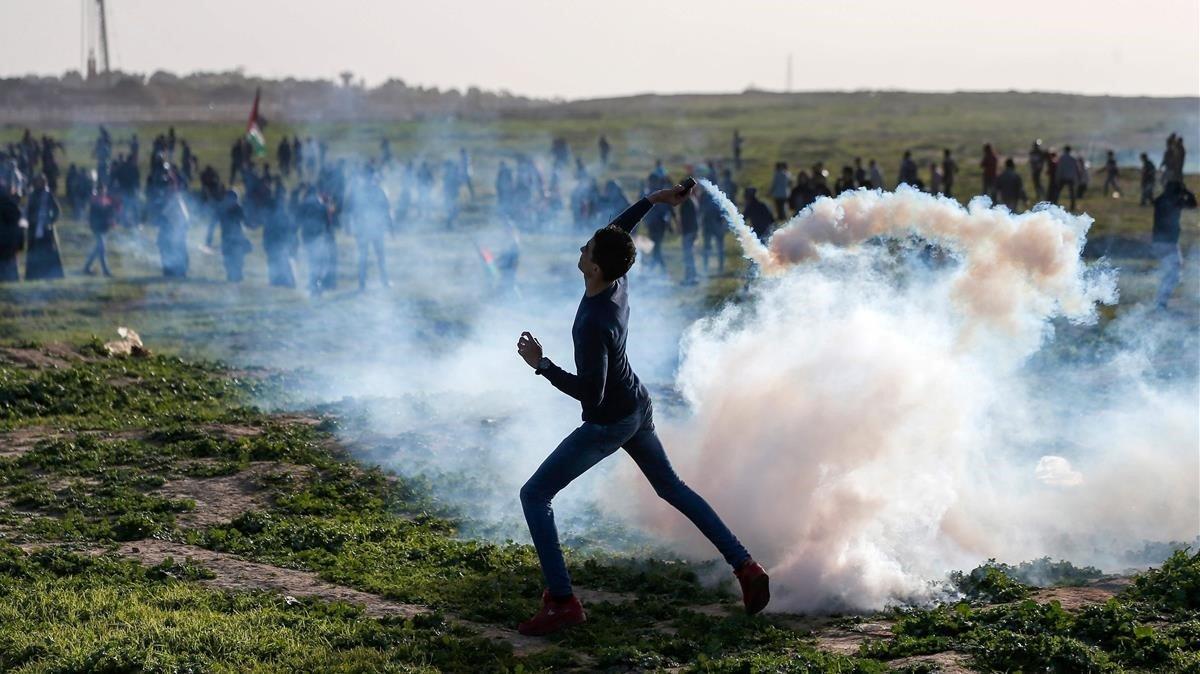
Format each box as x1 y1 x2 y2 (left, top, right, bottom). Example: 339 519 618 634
235 166 1197 615
605 181 1198 612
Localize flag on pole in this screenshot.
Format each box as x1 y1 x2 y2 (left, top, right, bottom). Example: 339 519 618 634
245 87 266 157
470 236 500 282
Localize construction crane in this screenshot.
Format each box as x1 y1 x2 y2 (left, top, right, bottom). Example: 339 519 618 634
83 0 111 79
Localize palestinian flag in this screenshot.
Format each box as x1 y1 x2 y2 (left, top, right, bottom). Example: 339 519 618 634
245 88 266 157
470 236 500 282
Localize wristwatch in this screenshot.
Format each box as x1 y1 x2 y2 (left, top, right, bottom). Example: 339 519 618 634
535 356 551 375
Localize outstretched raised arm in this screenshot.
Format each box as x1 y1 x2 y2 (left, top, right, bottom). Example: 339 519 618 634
609 198 653 234
610 180 695 234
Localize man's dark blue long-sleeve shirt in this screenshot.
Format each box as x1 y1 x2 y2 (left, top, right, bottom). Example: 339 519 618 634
540 198 652 423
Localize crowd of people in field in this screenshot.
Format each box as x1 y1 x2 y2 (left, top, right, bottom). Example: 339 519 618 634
0 126 1192 307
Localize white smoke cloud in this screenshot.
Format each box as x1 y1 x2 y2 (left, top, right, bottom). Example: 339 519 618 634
610 182 1198 613
1035 456 1083 487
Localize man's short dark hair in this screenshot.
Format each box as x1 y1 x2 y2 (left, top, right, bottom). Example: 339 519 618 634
592 225 636 281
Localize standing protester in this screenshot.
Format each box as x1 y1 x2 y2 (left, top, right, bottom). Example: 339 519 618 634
442 159 463 228
719 168 738 207
1099 150 1120 196
597 179 630 224
416 160 435 217
211 190 251 283
898 151 920 188
83 183 119 277
1140 153 1157 206
24 175 64 281
810 164 833 199
928 161 943 195
1161 134 1186 185
1151 180 1197 310
732 129 744 170
277 138 293 179
941 149 958 198
349 169 394 289
743 187 774 243
156 185 191 278
700 186 726 274
40 136 62 195
1029 140 1046 200
770 162 791 220
263 179 297 288
788 172 813 214
229 138 244 185
292 136 304 178
514 182 769 637
1074 152 1090 199
0 181 23 282
679 188 699 285
1045 150 1060 206
994 158 1028 212
180 141 197 185
643 180 674 273
1052 146 1080 212
853 157 867 188
834 166 856 195
94 126 113 186
459 147 475 199
298 185 333 296
980 143 999 198
869 159 885 190
598 135 611 167
65 165 86 217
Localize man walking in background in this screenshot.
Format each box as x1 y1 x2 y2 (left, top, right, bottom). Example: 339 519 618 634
1151 180 1197 310
1029 140 1046 199
1140 153 1157 206
941 149 958 198
515 180 770 637
1099 150 1120 196
1052 145 1080 212
679 186 699 285
980 143 998 198
770 162 792 221
743 187 775 243
994 158 1028 212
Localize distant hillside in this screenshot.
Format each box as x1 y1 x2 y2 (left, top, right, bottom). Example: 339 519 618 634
0 70 547 124
1 74 1195 171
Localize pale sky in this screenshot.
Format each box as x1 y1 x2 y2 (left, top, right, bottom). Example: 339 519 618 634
4 0 1199 99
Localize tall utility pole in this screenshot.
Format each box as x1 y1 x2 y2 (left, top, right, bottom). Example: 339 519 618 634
786 53 793 93
96 0 111 74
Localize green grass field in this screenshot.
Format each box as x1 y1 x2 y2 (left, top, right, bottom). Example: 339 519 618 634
0 92 1197 672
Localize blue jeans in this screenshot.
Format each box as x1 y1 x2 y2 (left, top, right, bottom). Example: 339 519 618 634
520 398 750 597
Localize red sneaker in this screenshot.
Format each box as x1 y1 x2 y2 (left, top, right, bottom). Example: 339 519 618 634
517 590 587 636
735 559 770 615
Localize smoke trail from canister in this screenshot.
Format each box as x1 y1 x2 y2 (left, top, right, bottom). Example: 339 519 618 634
612 183 1197 613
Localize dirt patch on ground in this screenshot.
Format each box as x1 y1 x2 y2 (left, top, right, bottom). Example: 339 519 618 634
452 620 557 657
0 427 152 458
1029 576 1133 610
887 651 977 673
113 539 428 618
0 423 265 462
0 426 60 458
158 461 312 528
109 538 558 656
197 422 265 439
0 343 85 370
813 620 896 655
